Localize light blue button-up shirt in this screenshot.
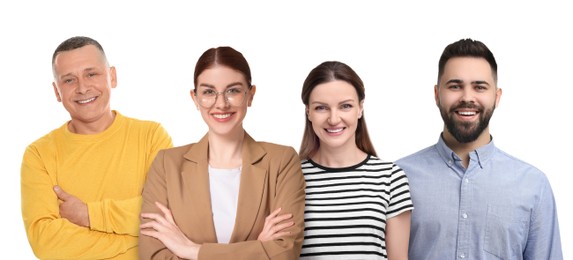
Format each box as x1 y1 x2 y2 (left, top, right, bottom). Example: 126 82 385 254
396 135 562 260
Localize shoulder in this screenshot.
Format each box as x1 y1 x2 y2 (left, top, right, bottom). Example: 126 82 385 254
365 155 399 168
395 145 437 165
120 113 164 129
25 123 67 152
493 147 547 180
248 141 300 172
366 155 405 175
256 141 297 155
253 141 299 166
157 143 195 158
118 113 171 142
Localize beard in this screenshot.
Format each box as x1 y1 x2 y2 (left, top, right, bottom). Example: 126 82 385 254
439 101 495 143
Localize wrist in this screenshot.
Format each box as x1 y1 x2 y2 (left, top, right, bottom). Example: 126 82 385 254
181 242 201 260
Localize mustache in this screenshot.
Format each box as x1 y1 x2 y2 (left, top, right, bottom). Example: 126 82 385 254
450 101 483 112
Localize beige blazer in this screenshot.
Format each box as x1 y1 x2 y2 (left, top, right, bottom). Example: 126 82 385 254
139 132 305 259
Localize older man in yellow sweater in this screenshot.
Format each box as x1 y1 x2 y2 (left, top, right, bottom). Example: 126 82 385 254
21 36 173 259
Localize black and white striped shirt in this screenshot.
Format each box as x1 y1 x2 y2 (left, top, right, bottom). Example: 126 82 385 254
300 155 413 259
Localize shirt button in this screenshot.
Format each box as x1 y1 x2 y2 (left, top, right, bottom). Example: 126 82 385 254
465 179 469 183
460 253 466 258
462 213 468 219
448 160 453 164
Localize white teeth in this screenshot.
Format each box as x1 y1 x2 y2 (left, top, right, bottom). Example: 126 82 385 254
77 97 96 104
213 113 231 119
326 128 343 133
458 111 476 116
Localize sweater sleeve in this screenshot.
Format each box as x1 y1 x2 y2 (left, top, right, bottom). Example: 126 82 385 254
88 123 173 236
21 145 137 260
87 196 143 235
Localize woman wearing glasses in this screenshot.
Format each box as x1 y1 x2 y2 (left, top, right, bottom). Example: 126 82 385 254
138 46 305 259
298 61 413 259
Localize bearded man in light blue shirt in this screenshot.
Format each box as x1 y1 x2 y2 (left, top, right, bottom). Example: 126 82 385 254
396 38 562 260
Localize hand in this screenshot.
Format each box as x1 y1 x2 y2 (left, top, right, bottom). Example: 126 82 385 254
140 202 200 260
258 208 294 242
54 185 90 227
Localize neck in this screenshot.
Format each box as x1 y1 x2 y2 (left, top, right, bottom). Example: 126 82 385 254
208 129 245 168
68 110 115 134
312 144 367 168
442 127 491 168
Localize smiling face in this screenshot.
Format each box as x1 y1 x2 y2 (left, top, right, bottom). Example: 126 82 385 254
435 57 502 144
192 65 255 138
307 80 363 152
52 44 117 133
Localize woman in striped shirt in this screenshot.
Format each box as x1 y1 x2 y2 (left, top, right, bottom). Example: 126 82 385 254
297 61 413 260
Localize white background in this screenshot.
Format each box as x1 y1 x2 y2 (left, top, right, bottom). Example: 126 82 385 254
1 1 571 258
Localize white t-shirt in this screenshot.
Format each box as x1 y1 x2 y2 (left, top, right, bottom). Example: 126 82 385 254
208 165 242 244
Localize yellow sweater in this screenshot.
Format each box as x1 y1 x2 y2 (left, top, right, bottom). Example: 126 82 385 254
21 111 172 259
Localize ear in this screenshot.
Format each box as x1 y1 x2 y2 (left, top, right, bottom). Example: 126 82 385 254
306 106 311 122
434 84 440 106
53 82 62 102
247 85 257 107
359 100 364 118
109 66 117 89
190 89 199 110
495 87 502 107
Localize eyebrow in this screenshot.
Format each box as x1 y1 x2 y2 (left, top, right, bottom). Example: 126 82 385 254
445 79 490 86
198 82 245 89
58 67 98 79
311 99 356 105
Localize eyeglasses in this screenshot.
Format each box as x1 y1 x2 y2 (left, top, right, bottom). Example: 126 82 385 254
195 86 249 108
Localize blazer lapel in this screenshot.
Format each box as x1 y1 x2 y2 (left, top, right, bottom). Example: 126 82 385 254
230 133 268 242
182 134 218 242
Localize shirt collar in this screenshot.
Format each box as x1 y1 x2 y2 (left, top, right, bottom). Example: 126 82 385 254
436 133 496 169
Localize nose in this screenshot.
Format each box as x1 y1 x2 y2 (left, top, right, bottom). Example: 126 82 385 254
327 110 341 125
214 92 230 108
76 79 91 94
461 88 476 103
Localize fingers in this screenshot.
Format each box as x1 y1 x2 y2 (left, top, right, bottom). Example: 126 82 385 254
270 230 292 240
140 217 160 229
155 202 175 224
273 213 293 224
141 212 162 221
53 185 70 201
139 228 158 238
265 210 293 228
140 223 163 240
140 202 175 230
140 212 170 234
258 208 296 241
269 219 295 234
267 207 282 218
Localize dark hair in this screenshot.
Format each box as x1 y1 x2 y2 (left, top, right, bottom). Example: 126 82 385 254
299 61 377 160
52 36 107 67
437 38 497 84
193 46 252 90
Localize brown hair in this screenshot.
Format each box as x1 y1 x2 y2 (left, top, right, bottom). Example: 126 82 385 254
299 61 377 160
438 38 498 84
193 46 252 90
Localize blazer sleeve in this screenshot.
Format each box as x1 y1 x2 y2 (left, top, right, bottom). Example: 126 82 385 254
199 147 306 260
139 149 179 259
